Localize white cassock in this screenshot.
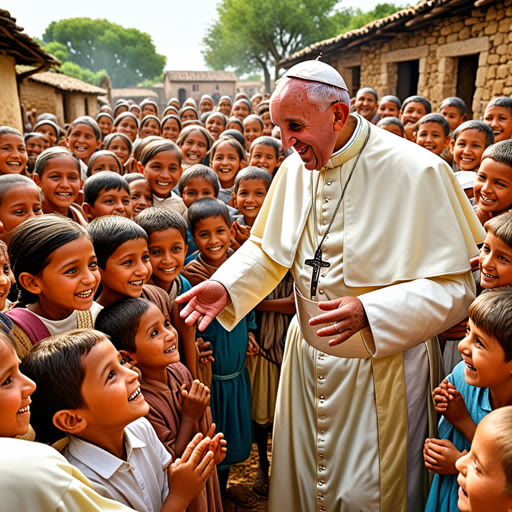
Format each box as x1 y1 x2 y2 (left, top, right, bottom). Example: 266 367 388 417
212 114 484 511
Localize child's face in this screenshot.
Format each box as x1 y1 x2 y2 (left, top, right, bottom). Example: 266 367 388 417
0 250 11 311
0 340 36 437
474 158 512 216
379 123 404 137
200 99 214 114
181 110 198 122
416 122 448 157
84 187 133 220
140 118 160 138
27 236 100 318
36 156 80 211
226 121 243 133
484 105 512 143
162 119 180 142
232 101 250 121
141 105 157 117
479 231 512 289
243 120 263 150
218 100 232 116
193 215 233 267
249 144 279 174
36 125 57 146
180 132 208 166
143 149 182 199
354 92 377 120
181 177 216 208
234 179 267 225
129 180 153 217
211 141 242 189
458 317 512 389
377 101 400 119
440 105 466 132
400 101 428 126
116 117 138 142
67 123 101 164
450 129 487 172
97 117 113 137
148 228 187 290
100 238 152 300
76 339 149 431
205 116 225 141
260 111 273 136
0 184 42 242
25 136 46 157
0 134 28 174
89 154 121 175
456 415 512 512
107 137 130 165
133 303 179 370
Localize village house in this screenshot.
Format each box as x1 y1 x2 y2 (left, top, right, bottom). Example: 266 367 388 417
164 70 237 106
0 9 58 131
280 0 511 119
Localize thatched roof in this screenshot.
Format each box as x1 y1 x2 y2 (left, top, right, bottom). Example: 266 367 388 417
29 72 107 95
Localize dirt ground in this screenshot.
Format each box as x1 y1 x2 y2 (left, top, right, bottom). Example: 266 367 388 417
225 441 271 512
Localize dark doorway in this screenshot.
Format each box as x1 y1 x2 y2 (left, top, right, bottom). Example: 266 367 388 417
351 66 361 98
178 88 187 106
456 54 479 119
397 60 419 101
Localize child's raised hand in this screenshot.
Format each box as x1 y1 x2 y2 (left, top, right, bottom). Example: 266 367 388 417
232 221 251 245
432 380 451 413
246 332 259 358
205 424 228 465
180 380 210 423
423 438 461 475
196 337 214 365
165 433 214 512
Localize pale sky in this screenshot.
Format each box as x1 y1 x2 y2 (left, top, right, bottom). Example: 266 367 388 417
13 0 394 72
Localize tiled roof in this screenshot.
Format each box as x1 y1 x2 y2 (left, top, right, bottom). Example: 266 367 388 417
165 70 237 82
29 72 107 94
280 0 482 67
0 9 58 68
112 88 159 98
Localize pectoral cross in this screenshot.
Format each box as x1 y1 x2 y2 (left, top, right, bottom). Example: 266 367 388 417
305 247 330 300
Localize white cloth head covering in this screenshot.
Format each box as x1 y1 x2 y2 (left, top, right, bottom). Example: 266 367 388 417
283 60 348 92
454 171 477 190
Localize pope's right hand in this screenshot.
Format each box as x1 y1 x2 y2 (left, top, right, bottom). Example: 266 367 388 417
176 280 230 331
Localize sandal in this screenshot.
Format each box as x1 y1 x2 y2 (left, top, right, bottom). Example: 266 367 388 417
252 475 270 498
226 485 259 508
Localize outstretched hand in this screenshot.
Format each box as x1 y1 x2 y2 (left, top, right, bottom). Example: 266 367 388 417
176 281 230 331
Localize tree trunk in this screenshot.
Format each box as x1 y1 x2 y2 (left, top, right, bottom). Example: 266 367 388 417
262 62 272 94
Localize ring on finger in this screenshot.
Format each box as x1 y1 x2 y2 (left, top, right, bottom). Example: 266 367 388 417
334 322 343 333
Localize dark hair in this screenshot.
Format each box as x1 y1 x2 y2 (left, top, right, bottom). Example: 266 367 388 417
83 171 130 206
24 132 47 143
20 329 107 444
176 126 214 152
0 174 39 206
9 215 89 305
187 197 231 234
486 97 512 117
87 215 147 269
249 136 281 159
379 95 401 110
87 150 123 177
34 120 60 139
206 111 227 127
377 116 404 132
124 172 148 184
440 97 467 116
95 112 114 124
139 139 182 167
161 115 182 132
179 106 199 120
221 128 245 148
70 116 101 141
485 212 512 248
113 102 129 117
132 136 164 162
95 298 151 353
113 112 140 129
357 87 378 101
103 132 133 155
256 101 270 116
234 166 272 193
178 165 220 197
211 137 246 163
34 147 81 177
135 206 188 242
226 117 244 132
417 113 450 137
469 288 512 361
233 98 252 114
140 99 158 116
243 114 264 129
401 96 432 115
139 115 161 136
482 139 512 168
0 126 23 138
454 120 495 148
163 107 180 117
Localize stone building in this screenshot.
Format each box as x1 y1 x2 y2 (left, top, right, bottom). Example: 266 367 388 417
280 0 511 119
0 9 58 131
164 71 237 106
20 72 107 127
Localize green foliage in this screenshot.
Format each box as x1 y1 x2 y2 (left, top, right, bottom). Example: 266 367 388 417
44 41 71 63
334 3 407 33
42 18 166 87
139 73 164 88
57 62 108 87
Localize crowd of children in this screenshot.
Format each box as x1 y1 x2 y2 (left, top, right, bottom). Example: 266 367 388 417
1 86 512 511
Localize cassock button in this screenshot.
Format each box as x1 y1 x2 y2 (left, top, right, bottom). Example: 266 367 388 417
324 198 329 203
320 430 325 435
319 376 325 380
319 480 325 486
327 181 332 185
319 395 325 399
319 290 324 294
320 507 326 511
322 221 327 225
320 415 326 420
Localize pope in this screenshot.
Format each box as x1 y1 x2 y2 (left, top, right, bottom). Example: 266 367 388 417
178 61 484 511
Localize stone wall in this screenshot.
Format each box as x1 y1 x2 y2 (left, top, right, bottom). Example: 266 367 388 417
0 54 23 131
164 78 236 104
327 0 512 120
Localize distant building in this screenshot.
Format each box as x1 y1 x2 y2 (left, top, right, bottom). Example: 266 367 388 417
20 72 107 126
237 80 265 98
164 71 237 106
0 9 58 130
280 0 511 119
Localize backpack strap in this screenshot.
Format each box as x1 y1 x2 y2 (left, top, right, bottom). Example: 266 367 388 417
5 309 52 359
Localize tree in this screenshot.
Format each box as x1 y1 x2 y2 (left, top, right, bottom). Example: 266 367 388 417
202 1 404 92
42 18 166 87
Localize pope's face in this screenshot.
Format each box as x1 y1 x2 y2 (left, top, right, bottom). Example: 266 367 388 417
270 80 342 171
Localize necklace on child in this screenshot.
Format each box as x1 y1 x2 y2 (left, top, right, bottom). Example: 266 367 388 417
305 125 371 300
